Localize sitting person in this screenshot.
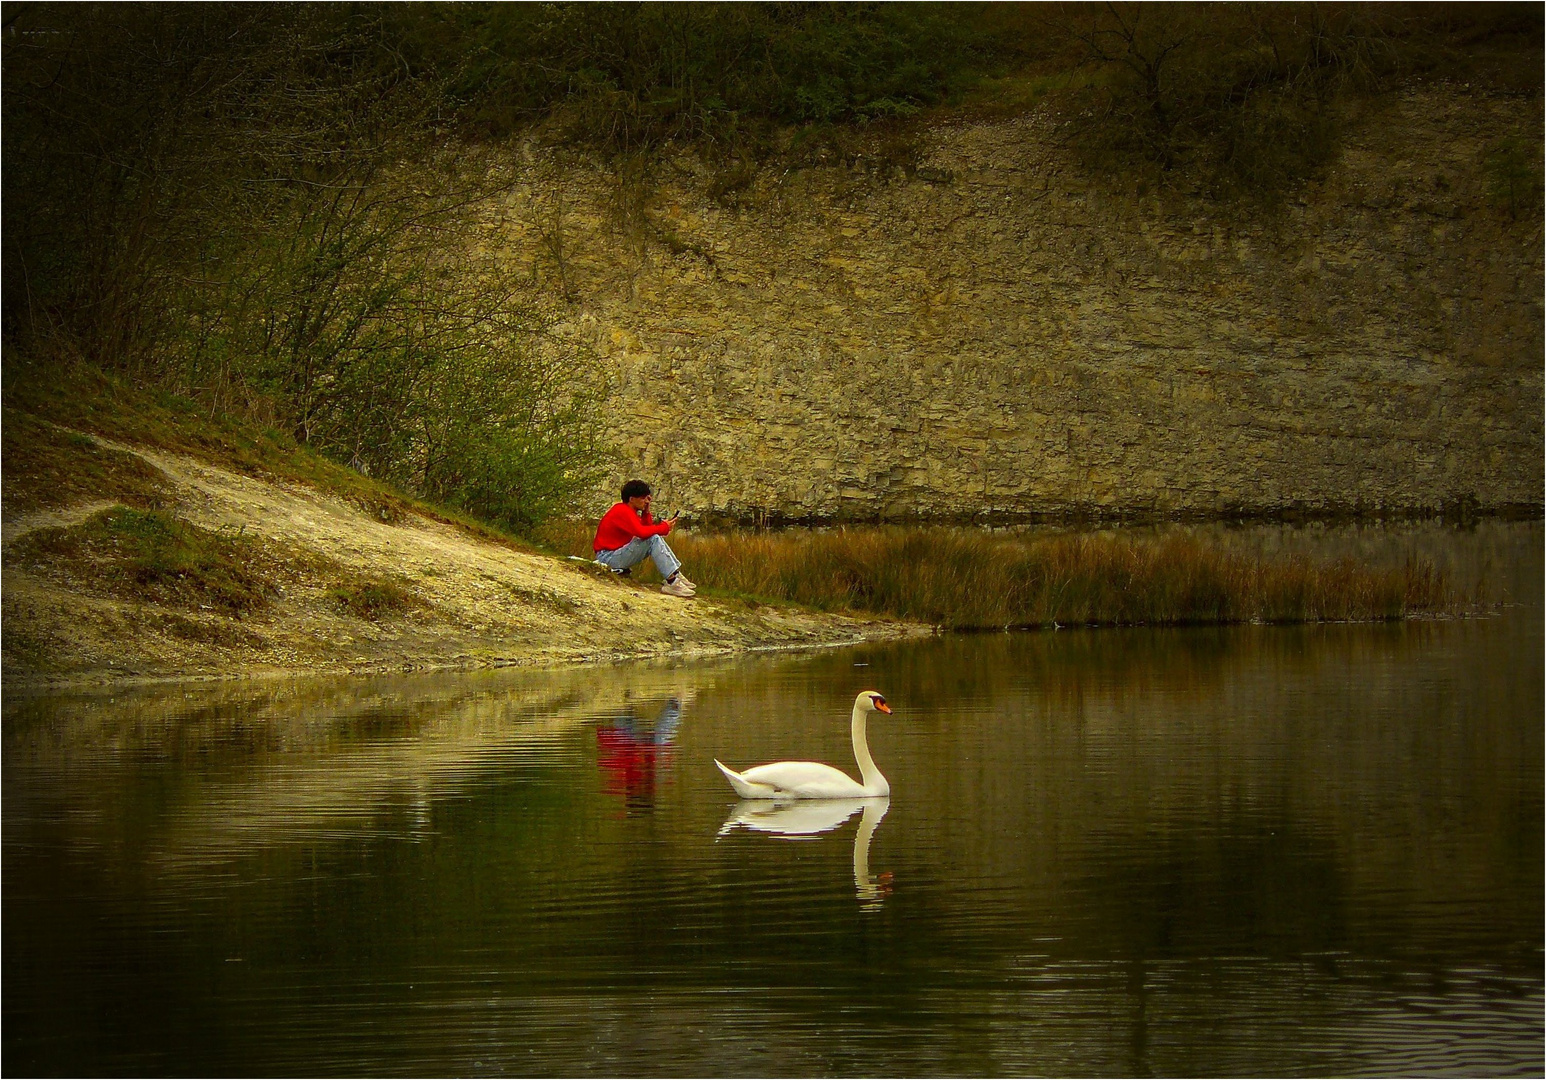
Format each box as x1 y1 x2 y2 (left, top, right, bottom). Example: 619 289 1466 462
593 479 696 598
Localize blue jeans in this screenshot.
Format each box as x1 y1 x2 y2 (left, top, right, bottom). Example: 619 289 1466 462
595 535 681 580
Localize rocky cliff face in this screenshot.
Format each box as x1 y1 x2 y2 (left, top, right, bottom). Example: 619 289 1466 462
496 85 1543 522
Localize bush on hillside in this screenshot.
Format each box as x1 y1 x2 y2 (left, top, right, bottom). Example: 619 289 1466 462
394 3 997 151
1059 3 1542 199
3 5 608 534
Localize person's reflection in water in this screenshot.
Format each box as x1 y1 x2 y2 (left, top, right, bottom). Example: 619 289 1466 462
596 697 681 813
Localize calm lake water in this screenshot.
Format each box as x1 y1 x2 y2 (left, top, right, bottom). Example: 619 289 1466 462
5 522 1541 1077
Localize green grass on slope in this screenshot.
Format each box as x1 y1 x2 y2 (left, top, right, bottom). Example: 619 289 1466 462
1 359 533 552
8 506 278 615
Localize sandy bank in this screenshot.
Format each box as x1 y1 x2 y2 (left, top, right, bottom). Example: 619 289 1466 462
1 434 927 690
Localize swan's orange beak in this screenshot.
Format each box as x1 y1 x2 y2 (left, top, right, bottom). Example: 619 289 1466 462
873 698 891 714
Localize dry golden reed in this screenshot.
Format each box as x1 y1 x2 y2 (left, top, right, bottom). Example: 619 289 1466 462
544 523 1454 628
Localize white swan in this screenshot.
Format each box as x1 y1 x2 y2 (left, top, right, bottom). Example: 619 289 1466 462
714 691 891 799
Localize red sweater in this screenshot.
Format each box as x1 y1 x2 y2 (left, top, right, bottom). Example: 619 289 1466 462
593 502 673 552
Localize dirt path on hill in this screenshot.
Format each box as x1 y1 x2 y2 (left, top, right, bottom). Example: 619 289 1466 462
2 435 926 688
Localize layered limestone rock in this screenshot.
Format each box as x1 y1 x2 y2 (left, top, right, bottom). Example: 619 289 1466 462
495 85 1543 522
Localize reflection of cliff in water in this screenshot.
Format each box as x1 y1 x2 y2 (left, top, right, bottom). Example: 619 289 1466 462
1 664 711 870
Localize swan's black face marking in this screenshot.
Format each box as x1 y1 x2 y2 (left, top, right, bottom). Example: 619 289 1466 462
868 693 891 714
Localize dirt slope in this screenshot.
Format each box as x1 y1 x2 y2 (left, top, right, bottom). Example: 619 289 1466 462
1 431 923 687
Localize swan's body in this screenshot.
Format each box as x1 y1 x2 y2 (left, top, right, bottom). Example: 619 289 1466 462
715 691 891 799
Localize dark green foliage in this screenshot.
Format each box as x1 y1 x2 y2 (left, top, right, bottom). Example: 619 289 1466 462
1063 5 1387 197
3 4 608 534
1483 135 1545 217
395 3 998 151
186 188 611 535
3 5 403 364
412 337 609 533
1060 3 1542 200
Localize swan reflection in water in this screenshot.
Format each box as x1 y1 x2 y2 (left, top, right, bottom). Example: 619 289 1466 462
596 697 681 813
718 797 892 907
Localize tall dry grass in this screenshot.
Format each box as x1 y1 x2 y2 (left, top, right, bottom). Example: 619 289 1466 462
542 523 1456 628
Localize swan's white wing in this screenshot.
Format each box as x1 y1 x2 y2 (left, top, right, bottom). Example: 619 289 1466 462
715 759 779 800
738 761 867 799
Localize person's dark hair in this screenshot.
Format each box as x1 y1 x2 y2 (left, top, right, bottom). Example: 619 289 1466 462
621 479 652 502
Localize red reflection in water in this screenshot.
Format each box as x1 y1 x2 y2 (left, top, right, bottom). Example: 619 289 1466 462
596 698 680 813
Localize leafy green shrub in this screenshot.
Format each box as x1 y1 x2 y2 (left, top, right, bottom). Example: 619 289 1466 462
184 181 611 535
4 5 609 534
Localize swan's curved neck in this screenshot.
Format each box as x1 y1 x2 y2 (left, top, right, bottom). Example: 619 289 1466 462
854 798 890 905
851 705 887 794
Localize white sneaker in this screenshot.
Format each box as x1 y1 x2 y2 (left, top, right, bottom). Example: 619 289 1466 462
673 571 696 589
661 578 695 598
